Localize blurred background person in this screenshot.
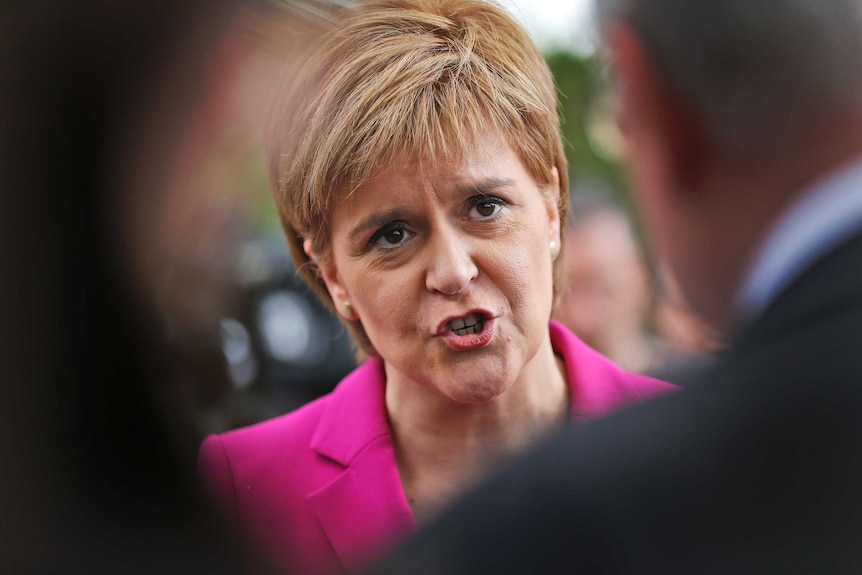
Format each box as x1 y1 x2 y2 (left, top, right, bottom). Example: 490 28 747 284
554 191 655 373
198 1 673 574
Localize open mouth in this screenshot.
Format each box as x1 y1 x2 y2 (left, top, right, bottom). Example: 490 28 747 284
447 312 485 336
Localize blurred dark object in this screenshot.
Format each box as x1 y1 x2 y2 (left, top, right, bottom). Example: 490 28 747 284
211 233 357 431
0 0 279 573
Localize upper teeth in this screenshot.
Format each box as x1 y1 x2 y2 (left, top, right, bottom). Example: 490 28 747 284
449 313 481 331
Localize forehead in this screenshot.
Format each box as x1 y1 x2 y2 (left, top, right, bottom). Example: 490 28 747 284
336 133 532 206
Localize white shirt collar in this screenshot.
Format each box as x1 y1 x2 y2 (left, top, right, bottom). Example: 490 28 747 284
736 158 862 324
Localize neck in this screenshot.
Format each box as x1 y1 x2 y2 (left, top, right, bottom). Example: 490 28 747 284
680 123 862 334
385 334 568 524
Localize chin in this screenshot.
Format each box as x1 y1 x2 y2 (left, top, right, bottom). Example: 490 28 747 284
441 377 511 405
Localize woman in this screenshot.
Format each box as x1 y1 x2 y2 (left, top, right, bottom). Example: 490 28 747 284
198 1 674 574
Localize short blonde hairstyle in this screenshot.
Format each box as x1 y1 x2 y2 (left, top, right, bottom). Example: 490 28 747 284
267 0 568 355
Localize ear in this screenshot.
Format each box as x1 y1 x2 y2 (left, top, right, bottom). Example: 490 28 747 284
545 166 562 251
304 240 359 321
606 22 707 197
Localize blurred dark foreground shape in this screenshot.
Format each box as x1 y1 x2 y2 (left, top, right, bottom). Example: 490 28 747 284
0 0 322 572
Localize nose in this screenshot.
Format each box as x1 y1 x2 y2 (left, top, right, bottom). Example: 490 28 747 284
424 229 478 296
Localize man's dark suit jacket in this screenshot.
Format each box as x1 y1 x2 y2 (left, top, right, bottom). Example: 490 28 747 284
373 230 862 574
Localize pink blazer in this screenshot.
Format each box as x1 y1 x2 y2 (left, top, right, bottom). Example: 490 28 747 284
198 321 674 574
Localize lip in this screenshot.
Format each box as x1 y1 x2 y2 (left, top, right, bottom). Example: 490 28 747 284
435 309 496 351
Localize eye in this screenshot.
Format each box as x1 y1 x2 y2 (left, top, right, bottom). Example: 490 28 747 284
370 222 413 250
468 196 505 220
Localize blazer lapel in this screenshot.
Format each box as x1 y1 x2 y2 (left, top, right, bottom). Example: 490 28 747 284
307 358 415 570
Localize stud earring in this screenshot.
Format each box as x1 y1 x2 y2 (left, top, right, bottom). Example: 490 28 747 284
550 240 560 260
342 301 355 316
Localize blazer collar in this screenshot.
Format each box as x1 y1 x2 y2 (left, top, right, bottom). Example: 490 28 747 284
551 320 633 422
308 357 415 570
737 229 862 347
310 356 392 464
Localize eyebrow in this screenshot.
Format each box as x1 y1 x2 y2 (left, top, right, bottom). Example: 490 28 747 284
347 177 517 242
348 208 406 243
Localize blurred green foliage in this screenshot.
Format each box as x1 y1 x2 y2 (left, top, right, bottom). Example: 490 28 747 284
545 50 625 196
546 50 657 272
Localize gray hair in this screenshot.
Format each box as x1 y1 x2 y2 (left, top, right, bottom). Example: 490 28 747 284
593 0 862 156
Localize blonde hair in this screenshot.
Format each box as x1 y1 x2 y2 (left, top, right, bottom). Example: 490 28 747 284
267 0 568 355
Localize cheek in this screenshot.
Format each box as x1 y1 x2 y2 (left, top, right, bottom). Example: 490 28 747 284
348 266 418 344
491 226 554 315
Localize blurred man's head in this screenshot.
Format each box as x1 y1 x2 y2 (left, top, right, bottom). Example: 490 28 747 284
594 0 862 332
554 201 653 372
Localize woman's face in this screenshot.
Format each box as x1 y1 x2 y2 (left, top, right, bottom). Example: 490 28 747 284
318 134 560 403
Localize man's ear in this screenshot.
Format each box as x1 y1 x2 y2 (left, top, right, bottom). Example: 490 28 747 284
304 240 358 321
607 22 707 197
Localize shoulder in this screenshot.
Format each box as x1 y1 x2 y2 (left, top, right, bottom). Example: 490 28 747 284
198 357 386 486
549 320 676 420
196 387 333 517
197 357 398 573
199 395 326 475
